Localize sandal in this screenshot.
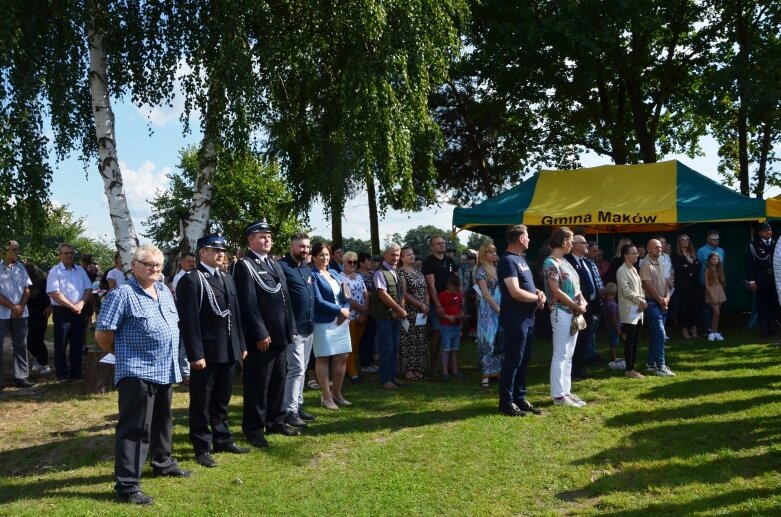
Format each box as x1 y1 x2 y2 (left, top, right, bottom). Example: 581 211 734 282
481 378 490 388
307 379 320 390
404 372 419 381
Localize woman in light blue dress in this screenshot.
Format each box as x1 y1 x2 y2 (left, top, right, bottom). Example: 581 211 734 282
475 242 502 388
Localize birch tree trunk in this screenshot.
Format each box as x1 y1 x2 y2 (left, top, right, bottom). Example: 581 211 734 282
88 29 138 269
180 81 223 252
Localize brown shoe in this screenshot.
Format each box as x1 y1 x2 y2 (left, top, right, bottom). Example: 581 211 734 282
381 381 399 390
625 370 645 379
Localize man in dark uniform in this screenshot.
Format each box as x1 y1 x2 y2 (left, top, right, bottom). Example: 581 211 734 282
497 225 546 417
233 219 299 447
176 234 249 468
747 222 779 337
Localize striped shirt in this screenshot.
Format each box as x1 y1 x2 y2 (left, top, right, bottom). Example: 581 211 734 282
97 276 181 385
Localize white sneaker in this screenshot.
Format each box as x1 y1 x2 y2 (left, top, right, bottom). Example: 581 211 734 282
708 333 716 341
553 396 580 407
655 364 676 377
715 333 724 341
567 393 587 407
39 365 53 375
360 365 379 374
608 360 623 370
30 363 41 373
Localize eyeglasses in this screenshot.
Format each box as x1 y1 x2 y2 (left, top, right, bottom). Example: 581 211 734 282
137 260 162 271
344 260 357 265
573 241 587 245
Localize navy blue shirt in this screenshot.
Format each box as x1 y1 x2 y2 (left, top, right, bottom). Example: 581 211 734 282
279 254 315 335
497 251 538 325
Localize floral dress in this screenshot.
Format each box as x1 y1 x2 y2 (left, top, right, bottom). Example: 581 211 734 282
475 266 502 377
398 267 430 372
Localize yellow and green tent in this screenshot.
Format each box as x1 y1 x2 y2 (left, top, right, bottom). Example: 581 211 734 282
452 160 766 234
765 194 781 220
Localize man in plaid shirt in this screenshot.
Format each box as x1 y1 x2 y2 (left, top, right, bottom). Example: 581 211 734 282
97 244 192 506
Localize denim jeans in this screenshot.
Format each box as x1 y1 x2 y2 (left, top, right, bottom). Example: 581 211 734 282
645 300 667 367
439 325 462 352
375 319 400 383
499 313 535 407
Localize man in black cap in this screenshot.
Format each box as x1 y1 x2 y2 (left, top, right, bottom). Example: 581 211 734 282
747 222 779 337
233 219 299 446
176 234 249 468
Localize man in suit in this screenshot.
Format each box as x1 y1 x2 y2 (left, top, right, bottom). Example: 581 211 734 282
233 219 300 447
176 234 249 468
747 222 778 337
565 235 604 380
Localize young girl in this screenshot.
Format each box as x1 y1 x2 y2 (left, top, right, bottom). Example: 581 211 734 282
602 283 625 370
438 274 464 378
704 252 726 341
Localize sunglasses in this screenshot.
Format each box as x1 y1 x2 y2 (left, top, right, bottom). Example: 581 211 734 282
344 260 358 265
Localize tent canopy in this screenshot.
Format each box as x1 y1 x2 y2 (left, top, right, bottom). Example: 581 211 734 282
453 160 766 234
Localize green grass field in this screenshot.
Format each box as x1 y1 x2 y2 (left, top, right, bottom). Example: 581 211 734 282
1 321 780 516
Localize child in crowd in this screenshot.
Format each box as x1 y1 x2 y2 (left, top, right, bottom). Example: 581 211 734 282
439 274 464 379
705 252 726 341
602 283 626 370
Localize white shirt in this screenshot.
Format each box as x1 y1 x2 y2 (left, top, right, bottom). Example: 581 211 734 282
106 268 126 289
0 259 32 319
46 262 92 306
172 269 188 291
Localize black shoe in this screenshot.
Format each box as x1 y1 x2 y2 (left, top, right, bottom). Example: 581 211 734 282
195 452 217 468
15 379 34 388
213 442 250 454
266 423 301 436
116 491 154 505
285 412 308 428
572 370 589 380
587 354 603 364
297 407 316 422
499 403 527 417
515 399 543 415
152 468 192 478
248 436 269 448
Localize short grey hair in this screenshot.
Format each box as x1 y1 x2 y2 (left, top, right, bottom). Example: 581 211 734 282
384 242 401 253
58 243 75 253
132 244 163 263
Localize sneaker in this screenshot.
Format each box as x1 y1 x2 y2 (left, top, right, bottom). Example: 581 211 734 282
553 396 580 407
567 393 587 407
608 360 624 370
708 333 716 341
361 365 379 374
499 403 527 417
30 363 41 373
645 363 658 373
39 365 53 375
715 333 724 341
655 364 676 377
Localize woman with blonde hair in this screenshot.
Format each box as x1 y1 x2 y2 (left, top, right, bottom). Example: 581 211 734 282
475 241 502 388
342 251 369 382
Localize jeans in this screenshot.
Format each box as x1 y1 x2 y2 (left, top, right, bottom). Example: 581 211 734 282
0 317 29 381
375 319 400 383
499 313 535 407
178 338 190 377
440 324 462 352
645 300 667 367
283 333 313 413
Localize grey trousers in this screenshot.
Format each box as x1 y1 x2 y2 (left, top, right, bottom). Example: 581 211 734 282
0 317 29 382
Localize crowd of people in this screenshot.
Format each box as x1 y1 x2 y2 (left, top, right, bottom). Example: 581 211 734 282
1 219 780 505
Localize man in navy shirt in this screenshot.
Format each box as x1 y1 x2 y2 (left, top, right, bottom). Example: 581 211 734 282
497 225 546 417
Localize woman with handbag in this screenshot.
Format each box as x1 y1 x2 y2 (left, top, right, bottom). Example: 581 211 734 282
617 243 648 378
541 227 588 407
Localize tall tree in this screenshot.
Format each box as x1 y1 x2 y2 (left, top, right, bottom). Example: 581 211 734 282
263 0 468 249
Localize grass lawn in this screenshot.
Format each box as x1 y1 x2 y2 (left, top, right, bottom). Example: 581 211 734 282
1 318 780 516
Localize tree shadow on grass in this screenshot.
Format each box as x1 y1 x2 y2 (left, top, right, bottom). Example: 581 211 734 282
0 474 115 505
0 433 114 478
634 375 781 400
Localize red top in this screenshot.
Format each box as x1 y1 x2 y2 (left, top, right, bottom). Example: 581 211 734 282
438 290 463 326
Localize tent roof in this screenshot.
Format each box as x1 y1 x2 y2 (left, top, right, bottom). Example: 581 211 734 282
453 160 766 234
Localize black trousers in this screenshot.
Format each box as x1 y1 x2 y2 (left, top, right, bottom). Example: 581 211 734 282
114 377 178 495
242 346 287 442
26 309 49 366
189 361 238 454
572 309 600 375
621 323 641 372
52 306 84 379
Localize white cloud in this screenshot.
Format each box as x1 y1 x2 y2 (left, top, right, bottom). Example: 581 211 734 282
119 160 171 218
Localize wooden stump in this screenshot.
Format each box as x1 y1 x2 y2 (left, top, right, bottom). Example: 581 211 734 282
84 348 114 394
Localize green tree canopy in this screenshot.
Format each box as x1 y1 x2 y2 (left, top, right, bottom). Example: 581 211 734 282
145 147 304 255
401 225 462 259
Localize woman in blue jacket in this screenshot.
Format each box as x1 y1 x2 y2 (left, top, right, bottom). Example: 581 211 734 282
311 242 352 410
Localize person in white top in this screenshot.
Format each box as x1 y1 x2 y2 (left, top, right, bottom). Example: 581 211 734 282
46 242 93 382
0 240 34 388
106 252 127 290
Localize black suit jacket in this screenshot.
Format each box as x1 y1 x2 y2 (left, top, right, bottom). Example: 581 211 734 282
233 252 297 348
564 253 602 313
176 264 246 364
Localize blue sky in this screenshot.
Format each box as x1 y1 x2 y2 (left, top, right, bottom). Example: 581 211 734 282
48 95 776 249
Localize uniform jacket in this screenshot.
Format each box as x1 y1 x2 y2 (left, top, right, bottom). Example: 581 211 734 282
176 264 245 363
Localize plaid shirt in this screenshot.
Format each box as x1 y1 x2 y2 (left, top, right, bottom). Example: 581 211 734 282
97 276 181 385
